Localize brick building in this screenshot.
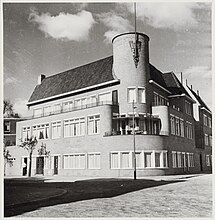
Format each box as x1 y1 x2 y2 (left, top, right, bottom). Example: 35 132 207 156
7 32 212 177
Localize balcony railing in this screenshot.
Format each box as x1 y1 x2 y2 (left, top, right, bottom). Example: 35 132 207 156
25 101 117 120
104 130 160 136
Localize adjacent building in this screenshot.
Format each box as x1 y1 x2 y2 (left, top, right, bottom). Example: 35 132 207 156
7 32 212 177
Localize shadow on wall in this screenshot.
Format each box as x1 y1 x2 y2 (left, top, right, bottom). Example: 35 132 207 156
4 177 186 217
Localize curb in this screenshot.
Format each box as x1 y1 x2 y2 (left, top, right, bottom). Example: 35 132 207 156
5 189 68 209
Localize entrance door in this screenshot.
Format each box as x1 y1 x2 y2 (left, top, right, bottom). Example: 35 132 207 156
200 154 203 172
22 157 28 176
36 157 44 174
54 156 58 175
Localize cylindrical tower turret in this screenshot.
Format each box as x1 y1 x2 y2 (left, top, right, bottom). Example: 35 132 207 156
112 32 150 115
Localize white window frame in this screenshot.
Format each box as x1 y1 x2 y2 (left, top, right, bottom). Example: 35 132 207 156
63 153 86 169
127 87 137 103
138 87 146 103
52 121 61 139
87 152 101 169
4 121 10 132
87 114 100 135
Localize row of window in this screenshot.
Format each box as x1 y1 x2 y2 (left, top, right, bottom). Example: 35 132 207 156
203 114 212 128
204 134 212 146
153 92 169 106
110 150 168 169
22 115 100 140
33 91 116 117
127 87 145 103
170 114 193 139
172 151 195 168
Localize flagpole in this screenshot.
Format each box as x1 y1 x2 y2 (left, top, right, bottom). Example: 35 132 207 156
134 2 137 59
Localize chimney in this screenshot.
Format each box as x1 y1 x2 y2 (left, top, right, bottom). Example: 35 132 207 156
191 85 193 90
197 90 199 96
38 74 46 85
186 79 188 86
180 72 183 84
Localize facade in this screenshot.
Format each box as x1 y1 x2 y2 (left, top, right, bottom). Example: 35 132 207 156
8 32 212 177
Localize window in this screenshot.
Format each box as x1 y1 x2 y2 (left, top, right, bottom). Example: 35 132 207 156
144 152 152 167
172 151 177 168
4 121 10 132
110 152 120 169
163 152 168 167
181 152 186 168
52 121 61 139
138 88 146 103
208 117 212 128
189 153 195 167
204 134 209 146
209 136 212 147
206 155 211 166
180 119 184 137
88 115 100 135
128 88 136 103
53 104 61 114
155 152 161 167
64 117 85 137
32 123 49 139
88 153 101 169
22 126 31 141
135 152 143 168
170 115 175 135
185 121 193 139
64 154 85 169
177 152 182 168
203 114 208 126
98 92 112 104
87 95 97 106
43 106 51 116
33 108 43 117
121 152 131 168
185 101 192 115
175 117 180 136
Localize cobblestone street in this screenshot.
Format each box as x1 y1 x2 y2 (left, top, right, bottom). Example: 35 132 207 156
16 174 212 218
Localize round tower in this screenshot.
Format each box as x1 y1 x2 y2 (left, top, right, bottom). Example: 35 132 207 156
112 32 150 115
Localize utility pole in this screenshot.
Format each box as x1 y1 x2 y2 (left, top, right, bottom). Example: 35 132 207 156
132 100 137 180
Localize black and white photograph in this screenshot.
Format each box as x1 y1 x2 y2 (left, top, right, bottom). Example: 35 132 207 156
2 0 213 218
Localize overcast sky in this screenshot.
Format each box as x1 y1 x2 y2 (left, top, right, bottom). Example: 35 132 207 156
3 2 212 117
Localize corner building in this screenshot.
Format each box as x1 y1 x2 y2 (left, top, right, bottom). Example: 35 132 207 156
14 32 212 177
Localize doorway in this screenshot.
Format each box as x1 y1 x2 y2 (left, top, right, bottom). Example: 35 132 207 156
199 154 203 172
54 156 58 175
36 157 44 175
22 157 28 176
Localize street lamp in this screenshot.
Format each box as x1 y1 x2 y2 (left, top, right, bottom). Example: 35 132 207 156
132 100 137 180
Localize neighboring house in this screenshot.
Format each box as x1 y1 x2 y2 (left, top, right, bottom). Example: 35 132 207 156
11 32 212 177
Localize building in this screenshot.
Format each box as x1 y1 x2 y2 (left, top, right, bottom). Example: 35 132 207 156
9 32 212 177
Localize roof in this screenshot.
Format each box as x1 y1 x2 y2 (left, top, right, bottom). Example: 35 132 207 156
162 72 191 97
28 55 193 104
29 56 114 103
188 87 211 112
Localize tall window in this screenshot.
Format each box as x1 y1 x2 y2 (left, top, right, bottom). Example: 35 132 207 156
185 101 192 115
170 115 175 135
88 153 101 169
63 101 73 112
180 119 184 137
53 104 61 114
208 117 212 128
185 121 193 139
110 152 119 169
64 117 85 137
204 134 209 146
138 88 146 103
163 152 168 167
177 152 182 167
172 151 177 168
128 88 136 103
121 152 131 168
135 152 143 168
175 117 180 136
87 95 97 106
209 136 212 147
144 152 152 167
64 154 85 169
44 106 51 116
88 115 100 135
155 152 161 167
22 126 30 141
52 121 61 139
203 114 208 126
206 155 211 166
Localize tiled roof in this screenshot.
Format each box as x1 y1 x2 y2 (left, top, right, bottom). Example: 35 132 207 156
28 56 115 103
162 72 191 97
188 87 211 112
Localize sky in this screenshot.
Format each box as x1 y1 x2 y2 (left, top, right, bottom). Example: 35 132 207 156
3 1 212 117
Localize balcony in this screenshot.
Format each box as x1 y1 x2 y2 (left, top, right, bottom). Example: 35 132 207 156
25 101 118 120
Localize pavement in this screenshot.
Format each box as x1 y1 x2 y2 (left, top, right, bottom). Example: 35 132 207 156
4 173 213 218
